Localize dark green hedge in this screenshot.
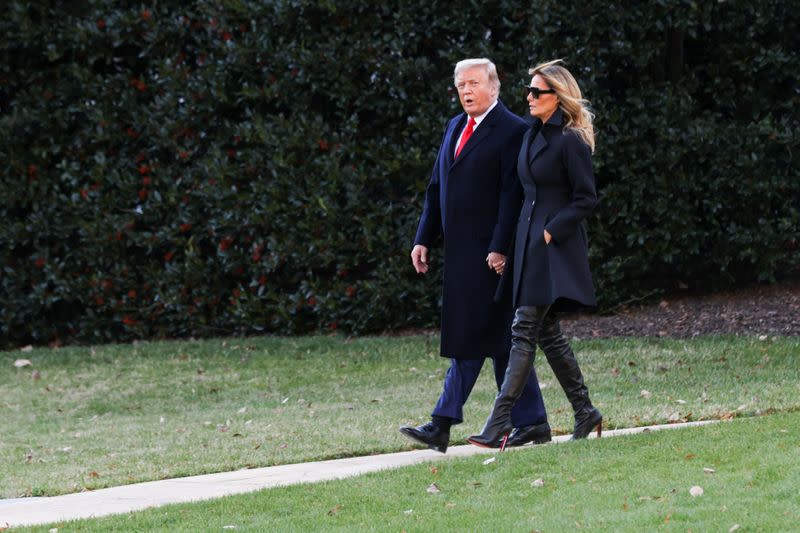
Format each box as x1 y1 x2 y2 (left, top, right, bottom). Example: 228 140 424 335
1 1 798 347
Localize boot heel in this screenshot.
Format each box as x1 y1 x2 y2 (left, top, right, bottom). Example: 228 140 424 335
467 430 510 449
500 434 509 452
595 421 602 438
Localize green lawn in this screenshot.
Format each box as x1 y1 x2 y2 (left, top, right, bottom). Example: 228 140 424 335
2 335 799 498
22 411 800 532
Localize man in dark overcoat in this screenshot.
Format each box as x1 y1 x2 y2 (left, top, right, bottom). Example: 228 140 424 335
400 58 550 453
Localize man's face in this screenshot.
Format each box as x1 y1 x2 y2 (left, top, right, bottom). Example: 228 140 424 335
455 66 496 117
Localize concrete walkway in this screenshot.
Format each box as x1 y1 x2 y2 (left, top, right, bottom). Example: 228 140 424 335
0 420 716 528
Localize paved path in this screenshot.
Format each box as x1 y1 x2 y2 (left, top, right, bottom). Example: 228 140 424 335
0 420 716 528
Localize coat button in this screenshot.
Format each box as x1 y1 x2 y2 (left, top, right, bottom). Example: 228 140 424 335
527 201 535 221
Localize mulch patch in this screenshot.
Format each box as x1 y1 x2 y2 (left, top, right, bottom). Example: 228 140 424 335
560 277 800 339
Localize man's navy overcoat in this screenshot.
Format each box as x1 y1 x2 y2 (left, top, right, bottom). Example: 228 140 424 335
414 100 526 359
513 108 598 312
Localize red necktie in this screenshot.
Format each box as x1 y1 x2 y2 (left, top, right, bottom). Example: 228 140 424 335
455 117 476 158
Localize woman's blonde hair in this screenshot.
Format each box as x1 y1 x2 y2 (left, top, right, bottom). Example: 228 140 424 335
529 59 595 152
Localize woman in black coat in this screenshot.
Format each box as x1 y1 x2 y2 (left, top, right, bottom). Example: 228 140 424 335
469 60 602 449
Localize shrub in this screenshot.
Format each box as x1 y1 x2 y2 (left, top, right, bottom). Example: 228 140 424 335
1 1 797 347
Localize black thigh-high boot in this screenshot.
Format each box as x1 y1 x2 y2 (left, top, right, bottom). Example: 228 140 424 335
468 306 548 449
538 315 602 439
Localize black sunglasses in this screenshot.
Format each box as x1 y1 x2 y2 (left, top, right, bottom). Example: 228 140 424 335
522 84 556 99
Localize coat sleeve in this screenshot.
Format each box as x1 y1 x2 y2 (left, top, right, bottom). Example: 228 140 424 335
544 131 597 242
488 124 525 254
413 123 448 247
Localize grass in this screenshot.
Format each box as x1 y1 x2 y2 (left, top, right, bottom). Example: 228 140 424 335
1 334 799 498
21 411 800 532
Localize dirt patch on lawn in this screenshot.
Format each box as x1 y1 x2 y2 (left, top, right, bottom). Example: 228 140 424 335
560 277 800 339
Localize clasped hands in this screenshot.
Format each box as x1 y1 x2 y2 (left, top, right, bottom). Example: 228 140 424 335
410 245 507 275
412 231 552 276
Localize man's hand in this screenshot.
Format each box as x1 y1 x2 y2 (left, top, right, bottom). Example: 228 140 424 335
411 245 430 274
486 252 506 275
544 229 552 245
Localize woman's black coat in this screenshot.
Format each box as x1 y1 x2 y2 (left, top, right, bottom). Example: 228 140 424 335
512 108 598 312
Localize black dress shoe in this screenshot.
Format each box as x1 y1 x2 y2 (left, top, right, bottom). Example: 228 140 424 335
399 421 449 453
506 422 552 447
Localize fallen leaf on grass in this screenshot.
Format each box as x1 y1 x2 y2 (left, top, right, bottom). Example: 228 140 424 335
640 390 651 398
689 486 704 497
482 456 496 465
531 478 545 488
238 407 247 414
31 370 41 380
403 509 413 515
222 526 237 530
729 525 740 532
703 467 715 474
445 502 456 508
468 481 482 488
429 466 438 474
88 471 100 478
426 483 441 494
14 359 32 368
327 504 343 516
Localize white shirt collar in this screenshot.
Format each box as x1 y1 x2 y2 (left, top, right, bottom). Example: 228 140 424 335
469 99 498 127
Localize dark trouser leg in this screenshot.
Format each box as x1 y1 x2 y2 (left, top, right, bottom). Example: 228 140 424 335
400 358 484 453
431 358 485 424
467 305 550 448
538 313 602 439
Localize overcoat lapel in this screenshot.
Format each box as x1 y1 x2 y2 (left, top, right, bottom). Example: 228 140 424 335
517 128 534 182
446 114 466 167
527 130 547 165
451 120 494 167
528 108 564 165
450 101 503 170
